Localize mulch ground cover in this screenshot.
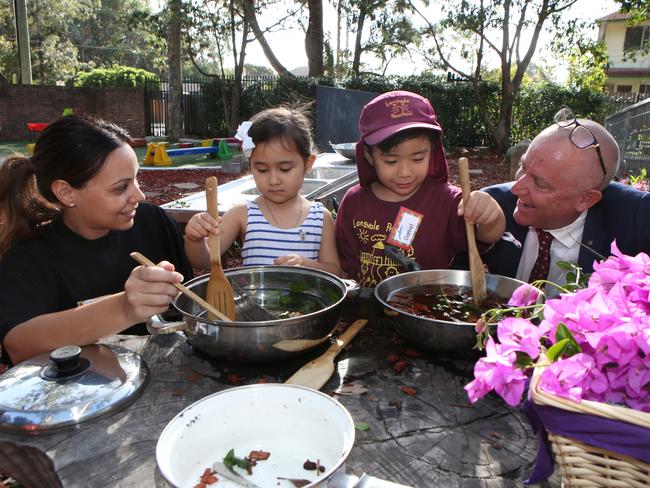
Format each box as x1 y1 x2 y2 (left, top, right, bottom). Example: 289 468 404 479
137 168 243 206
137 148 512 207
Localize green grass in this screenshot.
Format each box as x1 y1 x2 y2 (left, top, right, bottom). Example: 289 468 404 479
0 140 231 168
0 141 30 159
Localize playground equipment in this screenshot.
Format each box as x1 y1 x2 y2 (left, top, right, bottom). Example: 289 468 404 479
26 109 75 154
26 122 49 154
143 139 238 166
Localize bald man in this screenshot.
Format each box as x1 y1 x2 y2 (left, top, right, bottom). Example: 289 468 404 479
459 113 650 288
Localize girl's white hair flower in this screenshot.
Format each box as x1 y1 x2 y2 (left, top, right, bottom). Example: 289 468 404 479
235 121 255 157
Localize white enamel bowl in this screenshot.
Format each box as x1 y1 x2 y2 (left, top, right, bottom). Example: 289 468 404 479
156 384 355 488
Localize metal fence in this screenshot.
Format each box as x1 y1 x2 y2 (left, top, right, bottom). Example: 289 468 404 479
144 75 280 137
606 92 650 114
605 97 650 177
144 75 650 155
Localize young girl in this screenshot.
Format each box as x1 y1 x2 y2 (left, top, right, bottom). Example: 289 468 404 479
0 115 192 364
185 107 341 276
335 90 505 287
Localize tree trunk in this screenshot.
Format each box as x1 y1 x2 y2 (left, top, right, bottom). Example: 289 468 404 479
494 80 515 153
352 3 368 76
230 0 248 132
243 0 293 77
305 0 324 76
167 0 183 141
336 0 342 71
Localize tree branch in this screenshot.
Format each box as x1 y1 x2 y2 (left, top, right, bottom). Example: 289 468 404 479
241 0 293 76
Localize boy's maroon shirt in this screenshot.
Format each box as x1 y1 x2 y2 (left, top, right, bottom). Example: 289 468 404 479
335 178 467 287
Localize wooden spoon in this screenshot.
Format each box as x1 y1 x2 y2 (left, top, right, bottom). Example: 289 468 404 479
458 157 487 304
129 252 231 322
271 333 333 352
205 176 236 320
284 319 368 390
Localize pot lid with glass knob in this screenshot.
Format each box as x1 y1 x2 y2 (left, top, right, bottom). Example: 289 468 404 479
0 343 148 434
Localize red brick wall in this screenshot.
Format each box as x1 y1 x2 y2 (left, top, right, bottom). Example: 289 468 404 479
0 85 146 141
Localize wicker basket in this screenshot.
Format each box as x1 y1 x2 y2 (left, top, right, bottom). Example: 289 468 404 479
530 365 650 487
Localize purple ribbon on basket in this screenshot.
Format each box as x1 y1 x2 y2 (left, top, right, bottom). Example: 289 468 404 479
522 399 650 484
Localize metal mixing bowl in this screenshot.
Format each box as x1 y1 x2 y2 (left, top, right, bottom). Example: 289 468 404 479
329 142 356 160
148 266 349 362
374 270 526 357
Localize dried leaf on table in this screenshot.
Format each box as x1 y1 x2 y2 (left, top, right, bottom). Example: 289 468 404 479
226 373 243 384
404 348 422 358
400 386 417 396
393 360 408 373
333 381 368 396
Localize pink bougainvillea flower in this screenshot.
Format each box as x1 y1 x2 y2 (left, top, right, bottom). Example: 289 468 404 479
539 354 595 402
465 338 525 406
494 367 528 407
497 317 544 359
475 317 487 334
508 284 540 307
466 243 650 411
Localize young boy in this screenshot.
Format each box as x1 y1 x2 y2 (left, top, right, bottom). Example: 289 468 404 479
335 90 505 287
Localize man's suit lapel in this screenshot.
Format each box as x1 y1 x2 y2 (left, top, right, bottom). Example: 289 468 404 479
579 206 609 273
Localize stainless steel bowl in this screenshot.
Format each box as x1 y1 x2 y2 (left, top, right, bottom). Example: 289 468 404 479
330 142 356 160
374 270 526 357
148 266 349 362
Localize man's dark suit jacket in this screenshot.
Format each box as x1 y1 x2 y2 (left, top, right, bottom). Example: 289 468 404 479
454 182 650 277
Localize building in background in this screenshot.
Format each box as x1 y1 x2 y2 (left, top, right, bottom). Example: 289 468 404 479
598 11 650 95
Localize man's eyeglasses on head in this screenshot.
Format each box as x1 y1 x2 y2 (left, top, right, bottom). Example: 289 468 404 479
553 106 607 179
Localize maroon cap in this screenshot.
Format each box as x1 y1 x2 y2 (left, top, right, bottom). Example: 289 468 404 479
355 90 448 186
359 90 442 144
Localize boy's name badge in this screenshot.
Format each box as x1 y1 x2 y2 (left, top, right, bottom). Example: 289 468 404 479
386 207 423 250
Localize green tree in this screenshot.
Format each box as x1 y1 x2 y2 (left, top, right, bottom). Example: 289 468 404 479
566 41 608 92
69 0 165 73
413 0 581 153
614 0 650 23
341 0 420 76
243 63 275 76
0 0 165 84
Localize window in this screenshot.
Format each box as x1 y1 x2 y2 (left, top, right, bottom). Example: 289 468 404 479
617 85 633 93
640 84 650 94
624 26 650 50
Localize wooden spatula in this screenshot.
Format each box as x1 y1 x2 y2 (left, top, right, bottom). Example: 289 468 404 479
458 157 487 304
285 319 368 390
130 252 231 322
205 176 236 320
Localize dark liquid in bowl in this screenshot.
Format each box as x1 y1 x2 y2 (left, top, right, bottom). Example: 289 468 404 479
386 285 505 323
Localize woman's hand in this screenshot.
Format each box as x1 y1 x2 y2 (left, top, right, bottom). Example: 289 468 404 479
184 211 221 243
123 261 184 324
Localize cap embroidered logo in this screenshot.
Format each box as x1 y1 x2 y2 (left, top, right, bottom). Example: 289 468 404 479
386 98 413 120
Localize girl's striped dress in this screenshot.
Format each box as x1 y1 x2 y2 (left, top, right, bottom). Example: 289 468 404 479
241 200 325 266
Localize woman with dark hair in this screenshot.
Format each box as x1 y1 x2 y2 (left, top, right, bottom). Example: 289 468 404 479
0 115 193 364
